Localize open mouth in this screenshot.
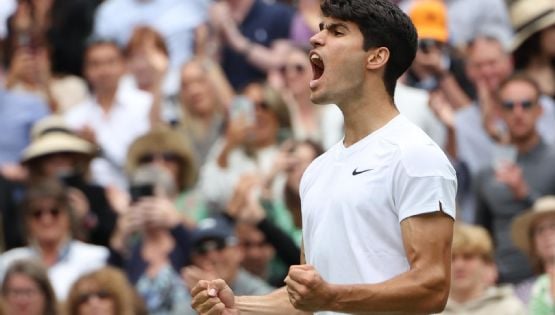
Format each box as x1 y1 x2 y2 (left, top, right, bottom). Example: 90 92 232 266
310 52 324 81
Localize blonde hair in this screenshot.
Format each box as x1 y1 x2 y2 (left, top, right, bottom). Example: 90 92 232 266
452 223 494 262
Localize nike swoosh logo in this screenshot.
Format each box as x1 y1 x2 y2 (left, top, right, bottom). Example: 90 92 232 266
352 168 373 176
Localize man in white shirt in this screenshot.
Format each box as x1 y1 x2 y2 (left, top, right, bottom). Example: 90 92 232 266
191 0 457 314
65 39 151 190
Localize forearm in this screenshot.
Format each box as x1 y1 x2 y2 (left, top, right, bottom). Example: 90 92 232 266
236 287 311 315
328 268 448 314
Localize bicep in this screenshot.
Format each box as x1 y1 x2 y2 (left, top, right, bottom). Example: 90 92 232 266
400 211 454 271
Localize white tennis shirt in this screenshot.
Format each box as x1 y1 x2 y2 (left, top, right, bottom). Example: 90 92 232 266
300 115 457 315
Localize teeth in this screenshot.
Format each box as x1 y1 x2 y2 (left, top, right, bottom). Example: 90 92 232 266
310 54 321 62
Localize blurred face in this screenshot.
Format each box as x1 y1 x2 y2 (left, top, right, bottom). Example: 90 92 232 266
282 49 312 97
498 80 542 143
243 84 279 147
84 43 125 94
540 25 555 57
137 151 182 186
236 224 274 278
466 39 513 92
3 273 46 315
286 143 318 193
127 42 166 90
533 214 555 265
192 239 243 284
27 197 70 246
38 153 79 178
180 62 217 117
75 281 115 315
451 252 489 295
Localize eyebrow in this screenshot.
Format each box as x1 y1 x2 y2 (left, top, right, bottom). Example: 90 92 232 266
318 22 349 32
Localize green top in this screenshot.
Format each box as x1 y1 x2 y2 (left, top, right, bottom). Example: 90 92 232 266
529 273 555 315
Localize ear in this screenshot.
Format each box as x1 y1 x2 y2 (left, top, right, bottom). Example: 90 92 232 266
366 47 390 71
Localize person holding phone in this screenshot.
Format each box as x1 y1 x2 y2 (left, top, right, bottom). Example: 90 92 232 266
475 74 555 289
108 127 199 315
191 0 457 314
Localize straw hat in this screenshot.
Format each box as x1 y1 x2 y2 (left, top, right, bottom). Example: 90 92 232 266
511 196 555 254
409 0 449 43
126 127 197 191
508 0 555 52
21 116 96 163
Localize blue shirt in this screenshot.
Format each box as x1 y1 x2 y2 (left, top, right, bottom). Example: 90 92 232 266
0 89 49 164
222 0 294 90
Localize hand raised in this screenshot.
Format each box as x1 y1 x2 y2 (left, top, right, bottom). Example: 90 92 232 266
191 279 238 315
285 265 333 312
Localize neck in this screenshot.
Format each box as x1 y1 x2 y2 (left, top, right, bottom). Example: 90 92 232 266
38 239 63 266
340 81 399 147
513 132 540 154
96 87 118 111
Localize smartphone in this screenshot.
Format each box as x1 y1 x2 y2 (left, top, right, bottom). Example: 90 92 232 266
229 96 255 124
129 184 154 203
492 143 518 170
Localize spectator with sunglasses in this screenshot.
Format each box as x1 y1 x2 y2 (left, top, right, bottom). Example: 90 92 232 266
10 116 118 249
403 0 474 109
474 74 555 288
65 266 145 315
182 216 274 312
0 178 108 301
124 127 204 224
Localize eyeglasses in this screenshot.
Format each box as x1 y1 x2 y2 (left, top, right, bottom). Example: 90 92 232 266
418 39 441 54
500 99 536 110
138 152 180 164
30 208 61 220
279 63 307 75
77 290 112 305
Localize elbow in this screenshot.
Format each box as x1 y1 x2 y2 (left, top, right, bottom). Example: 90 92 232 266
416 269 450 314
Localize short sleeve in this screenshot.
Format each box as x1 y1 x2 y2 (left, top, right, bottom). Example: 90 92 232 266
392 143 457 222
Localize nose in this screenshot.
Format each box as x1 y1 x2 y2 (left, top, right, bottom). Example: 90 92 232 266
309 31 324 48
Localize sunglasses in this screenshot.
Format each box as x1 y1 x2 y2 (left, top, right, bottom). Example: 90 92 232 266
501 99 535 110
138 152 180 164
241 240 269 249
279 63 307 75
30 208 61 220
418 39 441 54
77 290 112 305
193 238 229 255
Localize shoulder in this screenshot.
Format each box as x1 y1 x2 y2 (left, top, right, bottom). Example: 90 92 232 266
69 240 109 260
388 118 455 179
0 247 34 264
2 90 48 112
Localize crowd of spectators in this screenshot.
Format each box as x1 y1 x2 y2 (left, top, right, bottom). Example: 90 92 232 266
1 0 555 314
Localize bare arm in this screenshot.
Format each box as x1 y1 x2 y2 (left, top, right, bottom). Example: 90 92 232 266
191 242 311 315
286 211 453 314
